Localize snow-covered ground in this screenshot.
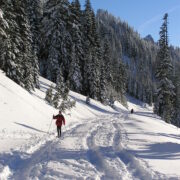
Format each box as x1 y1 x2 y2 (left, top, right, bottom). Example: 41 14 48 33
1 70 180 179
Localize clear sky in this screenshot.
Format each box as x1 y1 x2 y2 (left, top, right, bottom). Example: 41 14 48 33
78 0 180 47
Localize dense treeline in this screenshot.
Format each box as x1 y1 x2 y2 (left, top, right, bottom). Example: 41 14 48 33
0 0 40 91
0 0 180 125
97 10 157 105
38 0 127 105
96 10 180 125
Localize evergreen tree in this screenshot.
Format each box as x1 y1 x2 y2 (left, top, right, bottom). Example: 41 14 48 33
68 45 82 92
68 0 83 92
154 13 175 123
86 95 90 105
114 60 127 103
53 72 64 108
45 85 53 104
82 0 101 99
53 70 66 109
0 0 39 90
0 8 8 69
27 0 43 53
27 0 42 89
99 60 107 104
0 0 24 86
16 0 40 91
56 69 66 97
173 70 180 126
103 39 114 93
53 92 60 108
39 0 71 82
18 0 35 90
88 50 98 99
52 72 75 111
59 81 76 112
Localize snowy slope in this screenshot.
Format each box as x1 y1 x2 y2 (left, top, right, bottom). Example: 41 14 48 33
1 70 180 179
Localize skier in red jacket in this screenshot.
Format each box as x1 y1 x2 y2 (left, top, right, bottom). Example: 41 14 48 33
53 111 65 138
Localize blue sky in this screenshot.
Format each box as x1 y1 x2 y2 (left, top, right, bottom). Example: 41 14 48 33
78 0 180 47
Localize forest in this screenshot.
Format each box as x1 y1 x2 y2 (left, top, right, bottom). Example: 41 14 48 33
0 0 180 126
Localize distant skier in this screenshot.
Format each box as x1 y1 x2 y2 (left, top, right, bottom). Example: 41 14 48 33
53 111 65 138
131 109 134 114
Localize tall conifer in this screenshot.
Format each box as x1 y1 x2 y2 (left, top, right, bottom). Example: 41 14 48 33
154 13 175 123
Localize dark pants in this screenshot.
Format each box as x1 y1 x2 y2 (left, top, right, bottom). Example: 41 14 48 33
57 126 62 137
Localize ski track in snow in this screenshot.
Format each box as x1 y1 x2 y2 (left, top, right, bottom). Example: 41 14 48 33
0 112 171 180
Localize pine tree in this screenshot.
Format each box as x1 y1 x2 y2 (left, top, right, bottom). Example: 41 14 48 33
88 50 98 99
0 8 8 69
99 60 107 104
27 0 43 53
26 0 42 89
82 0 101 99
0 1 24 86
52 72 75 111
173 71 180 126
45 85 53 104
154 13 175 123
0 0 39 91
56 69 66 96
114 60 127 103
103 39 113 86
86 95 90 105
16 0 38 91
53 70 66 109
39 0 71 82
82 0 93 96
68 0 83 92
53 92 60 109
68 45 82 92
59 81 76 112
109 93 115 108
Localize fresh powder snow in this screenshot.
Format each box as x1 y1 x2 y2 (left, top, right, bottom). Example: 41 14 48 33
0 70 180 179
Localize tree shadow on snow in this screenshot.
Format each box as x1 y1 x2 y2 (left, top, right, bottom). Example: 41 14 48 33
134 111 161 120
69 95 119 115
14 122 46 133
124 131 180 141
129 142 180 160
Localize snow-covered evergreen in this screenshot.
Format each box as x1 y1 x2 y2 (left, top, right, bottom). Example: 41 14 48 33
45 84 53 104
68 0 83 92
39 0 71 82
154 13 175 123
0 0 39 91
0 8 8 69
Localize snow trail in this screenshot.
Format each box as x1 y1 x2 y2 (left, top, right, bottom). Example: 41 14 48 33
1 113 163 180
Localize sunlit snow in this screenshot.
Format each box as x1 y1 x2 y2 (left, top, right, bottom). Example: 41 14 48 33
0 70 180 179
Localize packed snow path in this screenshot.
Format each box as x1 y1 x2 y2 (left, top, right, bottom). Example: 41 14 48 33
1 113 165 180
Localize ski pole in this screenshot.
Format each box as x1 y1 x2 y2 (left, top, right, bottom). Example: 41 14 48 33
47 118 53 134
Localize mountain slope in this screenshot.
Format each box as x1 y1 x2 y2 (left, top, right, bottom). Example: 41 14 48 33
1 70 180 179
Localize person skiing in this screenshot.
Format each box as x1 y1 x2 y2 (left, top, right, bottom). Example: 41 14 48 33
53 111 65 138
131 109 134 114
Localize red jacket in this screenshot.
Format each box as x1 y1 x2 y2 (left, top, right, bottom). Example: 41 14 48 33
53 114 65 127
